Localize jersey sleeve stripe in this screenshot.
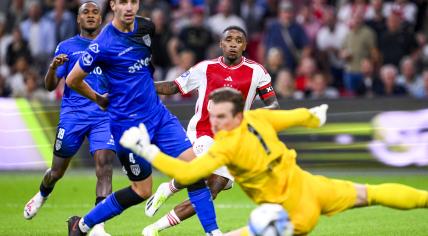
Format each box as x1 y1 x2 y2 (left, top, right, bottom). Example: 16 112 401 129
173 79 186 95
260 90 276 99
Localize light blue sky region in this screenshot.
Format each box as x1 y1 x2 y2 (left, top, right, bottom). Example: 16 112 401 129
0 98 47 170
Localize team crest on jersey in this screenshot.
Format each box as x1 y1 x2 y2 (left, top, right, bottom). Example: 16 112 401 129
142 34 151 47
89 43 99 53
82 52 93 66
180 70 190 78
55 139 62 151
130 164 141 176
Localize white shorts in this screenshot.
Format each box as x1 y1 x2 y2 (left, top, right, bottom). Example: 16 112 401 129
190 134 234 190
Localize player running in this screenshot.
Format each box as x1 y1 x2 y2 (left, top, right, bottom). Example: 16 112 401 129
65 0 219 235
23 2 115 236
121 87 428 236
143 26 279 235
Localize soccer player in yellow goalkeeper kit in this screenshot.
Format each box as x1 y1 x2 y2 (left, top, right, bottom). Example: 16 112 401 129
120 87 428 235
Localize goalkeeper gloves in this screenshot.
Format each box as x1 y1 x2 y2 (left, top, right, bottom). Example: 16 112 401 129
309 104 328 127
119 123 159 162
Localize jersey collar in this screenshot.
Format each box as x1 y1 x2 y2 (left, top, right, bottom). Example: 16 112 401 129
218 56 245 70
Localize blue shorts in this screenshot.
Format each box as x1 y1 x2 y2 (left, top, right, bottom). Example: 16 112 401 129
54 118 116 158
111 109 192 181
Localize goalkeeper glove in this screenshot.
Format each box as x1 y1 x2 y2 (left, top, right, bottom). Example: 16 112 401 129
309 104 328 127
119 123 159 162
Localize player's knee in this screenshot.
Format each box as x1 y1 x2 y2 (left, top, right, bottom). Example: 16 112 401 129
50 169 65 181
131 182 152 199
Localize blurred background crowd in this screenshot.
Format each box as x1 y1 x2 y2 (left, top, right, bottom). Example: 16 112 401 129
0 0 427 101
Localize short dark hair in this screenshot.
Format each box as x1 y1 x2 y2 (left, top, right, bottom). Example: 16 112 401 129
78 1 99 14
222 26 247 39
209 87 244 116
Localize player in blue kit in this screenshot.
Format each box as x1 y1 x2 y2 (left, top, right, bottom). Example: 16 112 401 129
23 2 115 236
65 0 220 235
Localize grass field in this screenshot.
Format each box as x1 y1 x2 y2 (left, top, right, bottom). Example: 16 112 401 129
2 168 428 236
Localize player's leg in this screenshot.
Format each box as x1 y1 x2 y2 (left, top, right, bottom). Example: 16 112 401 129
150 116 221 235
354 183 428 209
68 124 152 235
88 150 115 236
143 174 230 236
24 123 83 220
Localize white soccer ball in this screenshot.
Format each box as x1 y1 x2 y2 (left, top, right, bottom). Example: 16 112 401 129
248 204 293 236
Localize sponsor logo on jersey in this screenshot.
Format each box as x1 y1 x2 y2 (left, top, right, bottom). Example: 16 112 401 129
130 164 141 176
118 47 134 56
82 52 94 66
128 56 152 73
72 51 86 56
142 34 151 47
89 43 99 53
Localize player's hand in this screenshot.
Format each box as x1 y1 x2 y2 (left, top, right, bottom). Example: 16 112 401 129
120 123 159 162
50 54 68 70
309 104 328 127
96 93 109 111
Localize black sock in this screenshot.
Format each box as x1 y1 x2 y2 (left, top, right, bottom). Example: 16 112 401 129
114 186 145 210
39 183 53 197
95 196 106 206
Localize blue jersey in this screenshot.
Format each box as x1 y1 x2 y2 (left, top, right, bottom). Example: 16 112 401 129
55 35 108 120
79 17 163 123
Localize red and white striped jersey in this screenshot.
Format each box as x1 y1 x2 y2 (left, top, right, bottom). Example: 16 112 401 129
174 56 275 140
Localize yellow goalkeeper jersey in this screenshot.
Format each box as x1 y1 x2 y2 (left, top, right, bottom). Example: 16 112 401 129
152 108 320 207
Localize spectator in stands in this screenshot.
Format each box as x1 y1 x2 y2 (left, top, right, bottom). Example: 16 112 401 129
274 68 303 99
7 56 29 97
377 64 407 96
422 69 428 98
207 0 246 39
265 47 284 85
5 0 26 33
295 57 317 92
44 0 76 45
170 0 194 33
138 0 171 18
383 0 417 25
341 10 378 94
20 1 56 71
0 73 11 97
163 50 196 101
397 57 424 98
337 0 369 24
0 15 12 73
316 7 348 89
297 5 321 46
150 8 173 78
24 69 51 101
5 27 32 68
263 2 309 73
176 7 214 63
305 72 339 99
356 57 382 97
365 0 387 41
378 10 418 67
240 0 265 38
311 0 329 22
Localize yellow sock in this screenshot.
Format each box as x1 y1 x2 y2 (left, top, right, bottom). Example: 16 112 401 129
367 183 428 209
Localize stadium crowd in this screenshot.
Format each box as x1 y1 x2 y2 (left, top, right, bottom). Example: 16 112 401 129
0 0 427 100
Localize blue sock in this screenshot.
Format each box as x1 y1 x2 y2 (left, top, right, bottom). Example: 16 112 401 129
83 193 123 227
188 186 218 233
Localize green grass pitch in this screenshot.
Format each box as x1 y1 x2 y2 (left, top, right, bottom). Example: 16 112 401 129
2 168 428 235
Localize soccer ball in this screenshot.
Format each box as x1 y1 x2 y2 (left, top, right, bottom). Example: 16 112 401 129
248 204 293 236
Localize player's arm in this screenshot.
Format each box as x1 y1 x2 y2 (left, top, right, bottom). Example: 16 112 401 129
257 83 279 110
44 54 68 91
119 124 228 185
154 81 180 95
256 104 328 132
66 62 108 109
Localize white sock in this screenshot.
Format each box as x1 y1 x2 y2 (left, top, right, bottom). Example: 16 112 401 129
78 218 91 233
207 229 222 236
169 180 181 194
154 209 181 231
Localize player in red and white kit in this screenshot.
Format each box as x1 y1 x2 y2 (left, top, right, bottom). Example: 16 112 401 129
142 26 279 236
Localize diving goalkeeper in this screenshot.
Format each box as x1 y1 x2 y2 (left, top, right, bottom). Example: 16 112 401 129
120 87 428 235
